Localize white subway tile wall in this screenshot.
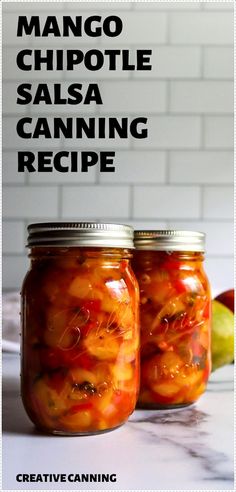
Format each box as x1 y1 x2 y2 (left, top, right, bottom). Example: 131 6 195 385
2 1 234 293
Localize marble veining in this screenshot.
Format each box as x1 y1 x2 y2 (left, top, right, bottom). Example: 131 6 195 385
130 409 233 484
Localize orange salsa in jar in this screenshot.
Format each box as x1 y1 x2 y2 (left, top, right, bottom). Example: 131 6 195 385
133 230 211 409
21 223 140 435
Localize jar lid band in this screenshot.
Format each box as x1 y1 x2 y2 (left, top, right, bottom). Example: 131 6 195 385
134 230 205 252
27 222 134 249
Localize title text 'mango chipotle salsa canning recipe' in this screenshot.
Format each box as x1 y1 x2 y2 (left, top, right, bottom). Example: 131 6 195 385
21 223 139 435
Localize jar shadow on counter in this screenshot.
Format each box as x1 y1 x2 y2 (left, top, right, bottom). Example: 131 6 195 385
2 375 36 436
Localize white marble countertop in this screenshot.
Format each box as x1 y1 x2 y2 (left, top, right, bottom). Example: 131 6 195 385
3 353 234 491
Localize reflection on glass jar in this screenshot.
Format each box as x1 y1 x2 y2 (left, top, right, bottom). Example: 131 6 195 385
133 230 211 409
21 223 140 435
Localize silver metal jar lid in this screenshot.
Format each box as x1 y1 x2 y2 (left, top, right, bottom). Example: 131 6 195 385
134 230 205 252
27 222 134 249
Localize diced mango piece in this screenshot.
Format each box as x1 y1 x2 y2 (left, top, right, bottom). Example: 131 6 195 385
70 368 97 386
117 339 138 362
95 362 112 385
175 368 203 389
186 382 206 401
119 305 134 327
199 328 209 350
97 419 108 431
101 295 131 317
151 294 187 331
101 296 118 313
158 352 183 376
146 280 174 304
152 382 180 397
68 277 93 299
33 378 69 418
96 388 114 413
101 403 117 418
112 364 133 381
83 329 121 360
60 410 92 431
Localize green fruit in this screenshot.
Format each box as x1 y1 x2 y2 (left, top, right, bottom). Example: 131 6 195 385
211 300 234 371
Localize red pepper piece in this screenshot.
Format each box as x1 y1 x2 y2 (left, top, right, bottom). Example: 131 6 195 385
39 345 94 371
68 403 92 415
173 279 188 294
82 300 101 313
203 300 211 319
69 351 94 370
162 260 182 270
202 359 211 381
112 391 133 414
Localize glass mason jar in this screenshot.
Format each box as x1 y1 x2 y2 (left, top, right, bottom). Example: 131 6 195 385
132 230 211 409
21 223 140 435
